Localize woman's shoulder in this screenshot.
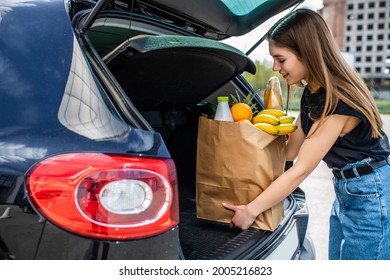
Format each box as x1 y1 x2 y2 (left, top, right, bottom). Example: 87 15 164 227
334 96 366 122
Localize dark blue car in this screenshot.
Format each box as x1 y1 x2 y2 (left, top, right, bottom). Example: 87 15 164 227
0 0 315 260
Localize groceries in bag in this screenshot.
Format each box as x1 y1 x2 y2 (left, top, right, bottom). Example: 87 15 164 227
196 117 286 231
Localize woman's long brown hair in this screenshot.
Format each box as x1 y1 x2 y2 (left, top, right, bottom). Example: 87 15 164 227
268 9 383 138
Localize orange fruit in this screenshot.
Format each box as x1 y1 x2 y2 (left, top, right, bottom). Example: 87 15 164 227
230 103 253 122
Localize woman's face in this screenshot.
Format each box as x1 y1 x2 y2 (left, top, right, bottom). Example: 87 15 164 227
269 41 309 85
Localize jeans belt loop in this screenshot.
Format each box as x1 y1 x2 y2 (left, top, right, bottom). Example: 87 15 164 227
352 166 360 178
340 169 346 180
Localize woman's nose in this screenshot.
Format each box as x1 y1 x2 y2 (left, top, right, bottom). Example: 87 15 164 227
272 62 280 72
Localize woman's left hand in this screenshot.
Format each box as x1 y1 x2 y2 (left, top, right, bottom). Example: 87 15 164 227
222 202 257 230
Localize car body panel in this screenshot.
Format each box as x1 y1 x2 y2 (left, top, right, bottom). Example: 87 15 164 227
0 0 170 174
0 0 172 259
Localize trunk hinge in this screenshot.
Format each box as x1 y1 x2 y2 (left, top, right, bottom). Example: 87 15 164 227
79 0 112 34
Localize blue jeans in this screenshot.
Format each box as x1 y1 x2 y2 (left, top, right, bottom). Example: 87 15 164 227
329 157 390 260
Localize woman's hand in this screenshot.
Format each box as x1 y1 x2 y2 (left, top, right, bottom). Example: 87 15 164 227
222 202 258 230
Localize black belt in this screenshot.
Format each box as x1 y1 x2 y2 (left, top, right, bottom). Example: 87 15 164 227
332 158 389 179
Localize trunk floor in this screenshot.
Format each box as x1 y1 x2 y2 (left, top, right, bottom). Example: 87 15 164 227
178 189 242 260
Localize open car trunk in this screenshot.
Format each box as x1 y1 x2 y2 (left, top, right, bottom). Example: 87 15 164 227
103 35 256 110
99 34 299 259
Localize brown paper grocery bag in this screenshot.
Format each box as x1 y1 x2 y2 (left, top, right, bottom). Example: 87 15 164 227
196 117 286 231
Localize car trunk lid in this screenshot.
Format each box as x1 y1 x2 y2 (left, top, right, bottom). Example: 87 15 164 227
81 0 304 40
136 0 304 38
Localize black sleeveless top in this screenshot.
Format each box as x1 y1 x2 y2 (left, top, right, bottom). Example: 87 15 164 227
300 87 390 168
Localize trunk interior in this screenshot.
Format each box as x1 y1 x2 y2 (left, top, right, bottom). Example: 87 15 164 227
87 26 295 260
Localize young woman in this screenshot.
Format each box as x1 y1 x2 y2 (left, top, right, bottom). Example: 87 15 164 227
223 8 390 260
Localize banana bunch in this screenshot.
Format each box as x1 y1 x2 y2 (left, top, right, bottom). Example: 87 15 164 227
252 109 297 136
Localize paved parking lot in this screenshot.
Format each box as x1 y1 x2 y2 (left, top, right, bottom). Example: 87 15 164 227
299 114 390 260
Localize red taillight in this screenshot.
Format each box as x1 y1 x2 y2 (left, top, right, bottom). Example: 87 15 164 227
25 153 179 240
